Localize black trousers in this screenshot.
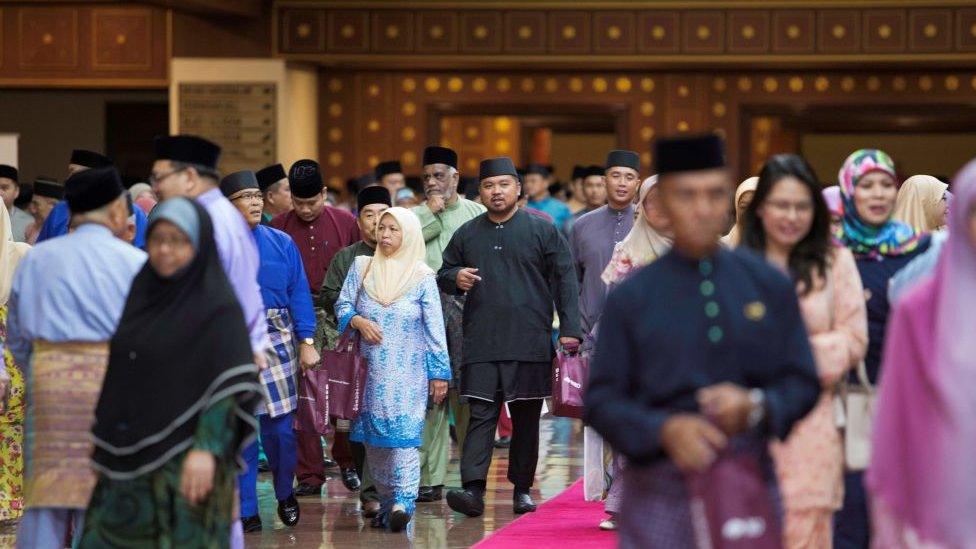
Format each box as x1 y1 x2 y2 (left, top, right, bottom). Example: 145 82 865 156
459 397 543 490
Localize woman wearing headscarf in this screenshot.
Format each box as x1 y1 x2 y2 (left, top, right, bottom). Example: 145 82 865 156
892 175 949 232
867 159 976 548
740 154 868 548
823 185 844 237
0 201 31 531
80 198 263 547
589 175 673 531
720 176 758 247
335 207 450 532
833 149 930 549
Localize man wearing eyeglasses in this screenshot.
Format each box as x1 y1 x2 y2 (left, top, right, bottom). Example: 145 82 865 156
410 146 485 503
221 170 316 534
150 135 270 368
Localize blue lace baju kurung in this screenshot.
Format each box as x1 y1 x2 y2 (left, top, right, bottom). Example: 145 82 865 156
335 258 450 515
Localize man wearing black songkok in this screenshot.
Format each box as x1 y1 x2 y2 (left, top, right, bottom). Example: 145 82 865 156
256 163 292 224
36 149 115 244
439 157 581 517
585 134 819 547
374 160 405 199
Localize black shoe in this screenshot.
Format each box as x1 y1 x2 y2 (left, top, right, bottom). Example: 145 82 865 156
415 485 443 502
277 495 300 526
341 468 361 491
494 436 512 449
294 482 322 497
446 489 485 517
257 458 270 472
241 515 262 533
323 457 338 469
513 492 537 514
389 507 411 533
362 499 381 518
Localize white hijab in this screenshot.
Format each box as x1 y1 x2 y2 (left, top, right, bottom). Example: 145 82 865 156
356 207 432 306
0 201 30 306
601 175 672 285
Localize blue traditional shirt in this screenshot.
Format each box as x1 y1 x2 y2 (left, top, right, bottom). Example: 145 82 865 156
254 224 315 339
528 196 572 230
7 223 146 368
336 258 450 448
35 200 148 248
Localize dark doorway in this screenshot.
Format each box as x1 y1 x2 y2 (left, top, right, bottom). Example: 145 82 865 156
106 102 169 187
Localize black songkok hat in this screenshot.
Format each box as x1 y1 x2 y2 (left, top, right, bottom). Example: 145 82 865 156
220 170 259 198
32 176 63 199
654 133 727 175
153 135 221 170
422 146 457 169
0 165 17 182
571 165 585 180
605 150 640 172
65 166 125 214
256 164 286 192
374 160 403 180
524 163 550 178
461 177 480 200
70 149 113 169
582 165 606 179
479 157 519 181
357 186 392 212
288 159 324 199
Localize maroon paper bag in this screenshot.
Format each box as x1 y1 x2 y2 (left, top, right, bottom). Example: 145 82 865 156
687 452 781 549
323 331 367 421
294 369 331 436
551 350 587 419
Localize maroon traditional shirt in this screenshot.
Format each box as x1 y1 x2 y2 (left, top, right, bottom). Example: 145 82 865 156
271 206 360 294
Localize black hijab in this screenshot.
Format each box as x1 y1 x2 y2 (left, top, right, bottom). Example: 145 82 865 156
91 197 262 479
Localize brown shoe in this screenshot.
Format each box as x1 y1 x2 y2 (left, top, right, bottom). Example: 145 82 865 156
362 499 381 518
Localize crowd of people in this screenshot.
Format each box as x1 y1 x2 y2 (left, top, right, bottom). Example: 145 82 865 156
0 127 966 549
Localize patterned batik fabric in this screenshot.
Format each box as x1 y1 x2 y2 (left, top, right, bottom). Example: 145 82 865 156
0 305 25 522
80 398 239 548
335 261 450 449
367 445 420 520
262 308 299 418
23 341 109 509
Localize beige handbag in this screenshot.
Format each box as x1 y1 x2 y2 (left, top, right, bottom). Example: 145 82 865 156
840 361 875 471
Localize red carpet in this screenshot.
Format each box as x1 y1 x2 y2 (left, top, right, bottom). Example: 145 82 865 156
473 479 617 549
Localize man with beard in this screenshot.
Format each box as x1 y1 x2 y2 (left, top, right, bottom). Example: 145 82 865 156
410 146 485 503
271 159 361 496
439 157 581 517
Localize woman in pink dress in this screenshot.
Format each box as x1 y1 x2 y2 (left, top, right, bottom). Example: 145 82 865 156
867 159 976 548
740 154 868 548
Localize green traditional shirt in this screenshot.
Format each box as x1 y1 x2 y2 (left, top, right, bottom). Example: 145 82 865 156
412 197 486 271
319 240 376 350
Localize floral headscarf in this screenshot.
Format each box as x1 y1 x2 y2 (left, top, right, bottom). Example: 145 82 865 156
838 149 922 258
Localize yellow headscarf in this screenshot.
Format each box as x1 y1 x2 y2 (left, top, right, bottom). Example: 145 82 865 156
721 177 758 247
0 201 30 306
892 175 949 232
356 207 433 306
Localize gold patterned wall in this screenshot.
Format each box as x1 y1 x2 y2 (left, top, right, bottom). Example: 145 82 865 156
318 69 976 184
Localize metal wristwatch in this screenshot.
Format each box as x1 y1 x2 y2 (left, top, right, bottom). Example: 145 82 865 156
747 388 766 430
301 338 314 347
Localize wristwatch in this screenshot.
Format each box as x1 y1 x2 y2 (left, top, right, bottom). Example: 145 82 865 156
747 388 766 430
301 338 314 347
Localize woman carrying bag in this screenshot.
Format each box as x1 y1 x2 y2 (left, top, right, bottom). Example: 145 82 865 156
335 207 450 533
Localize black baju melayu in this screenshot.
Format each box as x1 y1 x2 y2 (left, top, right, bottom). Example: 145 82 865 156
437 207 581 490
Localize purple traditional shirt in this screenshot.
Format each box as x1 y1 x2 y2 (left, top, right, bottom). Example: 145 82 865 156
569 204 635 337
196 187 269 353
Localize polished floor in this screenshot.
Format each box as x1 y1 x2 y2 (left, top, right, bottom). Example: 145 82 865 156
247 416 584 548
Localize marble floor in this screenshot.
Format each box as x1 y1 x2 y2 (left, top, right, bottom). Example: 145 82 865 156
246 416 584 548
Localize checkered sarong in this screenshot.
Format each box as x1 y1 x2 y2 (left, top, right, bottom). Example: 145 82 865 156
261 308 299 418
